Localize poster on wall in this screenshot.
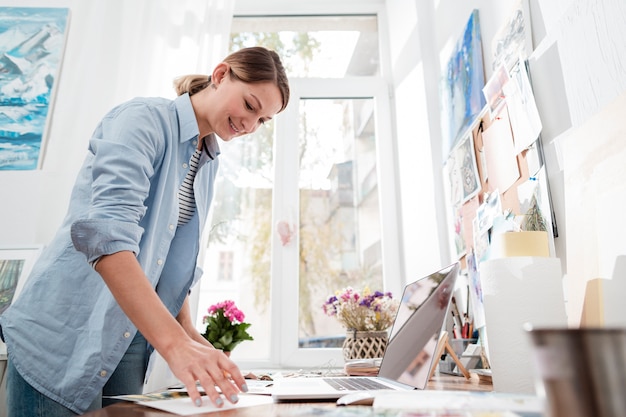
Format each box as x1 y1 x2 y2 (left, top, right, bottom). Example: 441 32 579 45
0 7 70 170
440 9 486 159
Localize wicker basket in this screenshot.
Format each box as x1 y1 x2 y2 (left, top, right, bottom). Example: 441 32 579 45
342 330 388 360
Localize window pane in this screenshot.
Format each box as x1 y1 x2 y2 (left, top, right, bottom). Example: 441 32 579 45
298 98 383 347
196 125 274 361
231 15 380 77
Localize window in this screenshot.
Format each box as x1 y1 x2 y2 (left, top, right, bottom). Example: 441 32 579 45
196 13 401 367
218 251 234 282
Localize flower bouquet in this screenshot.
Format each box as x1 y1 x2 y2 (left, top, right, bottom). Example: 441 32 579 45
322 286 399 331
322 287 399 360
201 300 253 353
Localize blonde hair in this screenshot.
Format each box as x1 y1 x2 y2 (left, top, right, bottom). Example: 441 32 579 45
173 46 290 113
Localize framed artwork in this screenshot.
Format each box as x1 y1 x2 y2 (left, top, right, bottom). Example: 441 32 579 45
0 7 70 170
0 246 42 316
440 9 486 158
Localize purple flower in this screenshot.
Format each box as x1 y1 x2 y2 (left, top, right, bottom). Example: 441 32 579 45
321 286 398 331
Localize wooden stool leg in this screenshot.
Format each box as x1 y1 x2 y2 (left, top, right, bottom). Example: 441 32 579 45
444 338 470 379
428 331 450 381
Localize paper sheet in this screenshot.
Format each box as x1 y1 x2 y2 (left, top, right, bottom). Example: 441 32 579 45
503 60 542 153
138 394 273 415
482 110 520 193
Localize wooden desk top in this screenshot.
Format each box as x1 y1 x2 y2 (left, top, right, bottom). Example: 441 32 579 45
81 373 492 416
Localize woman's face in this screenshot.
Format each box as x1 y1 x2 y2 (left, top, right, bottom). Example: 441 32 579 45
195 63 283 141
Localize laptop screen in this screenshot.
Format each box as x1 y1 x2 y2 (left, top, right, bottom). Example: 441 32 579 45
378 262 459 389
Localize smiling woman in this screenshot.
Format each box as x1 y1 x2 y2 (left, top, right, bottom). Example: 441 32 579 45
0 46 290 415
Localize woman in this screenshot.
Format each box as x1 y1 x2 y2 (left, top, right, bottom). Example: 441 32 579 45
0 46 290 416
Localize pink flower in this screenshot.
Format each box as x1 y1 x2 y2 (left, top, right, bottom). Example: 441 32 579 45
202 299 253 352
208 300 245 323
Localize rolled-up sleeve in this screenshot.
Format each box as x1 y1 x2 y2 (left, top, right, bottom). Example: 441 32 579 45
71 219 143 263
70 101 166 262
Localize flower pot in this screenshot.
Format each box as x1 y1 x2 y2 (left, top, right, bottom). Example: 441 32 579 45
342 330 388 361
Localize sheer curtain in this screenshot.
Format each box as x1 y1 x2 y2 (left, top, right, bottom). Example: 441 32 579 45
108 0 235 100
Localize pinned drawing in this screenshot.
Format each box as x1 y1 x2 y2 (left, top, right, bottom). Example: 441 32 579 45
491 0 533 71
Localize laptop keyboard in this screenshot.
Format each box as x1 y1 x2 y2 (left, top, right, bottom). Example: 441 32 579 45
323 377 390 391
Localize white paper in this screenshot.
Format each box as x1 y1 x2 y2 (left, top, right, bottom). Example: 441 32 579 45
138 394 273 416
482 111 520 193
503 60 542 153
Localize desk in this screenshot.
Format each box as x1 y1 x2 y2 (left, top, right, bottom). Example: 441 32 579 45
81 373 492 417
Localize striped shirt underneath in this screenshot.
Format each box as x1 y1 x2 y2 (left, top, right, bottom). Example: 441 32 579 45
178 148 202 226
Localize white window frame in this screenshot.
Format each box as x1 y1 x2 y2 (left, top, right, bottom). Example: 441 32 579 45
271 77 402 367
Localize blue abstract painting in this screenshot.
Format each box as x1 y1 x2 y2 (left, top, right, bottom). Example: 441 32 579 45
440 9 486 159
0 7 69 170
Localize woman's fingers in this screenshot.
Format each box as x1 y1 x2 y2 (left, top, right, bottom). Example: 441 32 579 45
178 375 204 408
200 352 248 406
197 373 226 407
166 341 248 407
219 357 249 395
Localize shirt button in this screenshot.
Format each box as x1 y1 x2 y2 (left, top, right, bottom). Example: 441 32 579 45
123 331 131 338
157 259 163 265
169 224 174 231
182 163 188 169
100 370 107 377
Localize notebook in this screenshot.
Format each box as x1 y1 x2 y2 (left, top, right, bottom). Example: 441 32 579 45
271 262 460 401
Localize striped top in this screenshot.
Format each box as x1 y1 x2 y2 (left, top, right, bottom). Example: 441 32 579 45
178 148 202 226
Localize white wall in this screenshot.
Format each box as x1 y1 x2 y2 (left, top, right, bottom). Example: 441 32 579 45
385 0 626 325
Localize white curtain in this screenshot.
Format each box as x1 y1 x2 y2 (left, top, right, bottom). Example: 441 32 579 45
69 0 235 98
43 0 234 174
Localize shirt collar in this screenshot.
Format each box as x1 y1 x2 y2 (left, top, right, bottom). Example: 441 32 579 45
174 93 199 144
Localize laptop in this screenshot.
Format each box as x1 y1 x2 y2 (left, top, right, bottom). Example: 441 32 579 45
271 262 460 401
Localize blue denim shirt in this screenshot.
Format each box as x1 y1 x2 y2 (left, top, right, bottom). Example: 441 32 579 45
0 94 220 414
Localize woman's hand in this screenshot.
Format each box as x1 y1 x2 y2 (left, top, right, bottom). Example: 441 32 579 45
162 339 248 407
172 296 248 406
